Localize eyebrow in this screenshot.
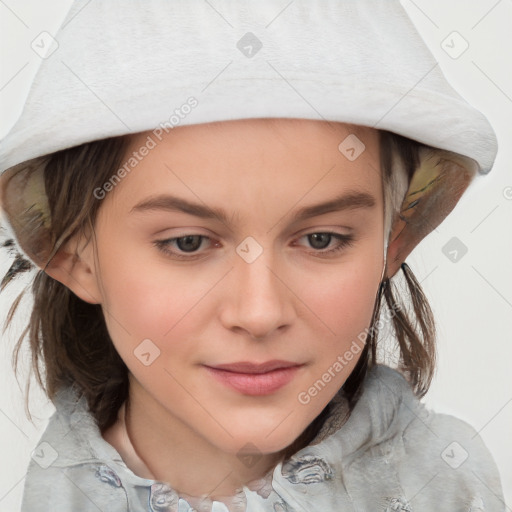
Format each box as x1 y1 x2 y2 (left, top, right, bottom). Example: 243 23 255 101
129 191 376 224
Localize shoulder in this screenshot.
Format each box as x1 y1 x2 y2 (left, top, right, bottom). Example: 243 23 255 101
401 405 504 509
21 460 130 512
366 365 505 510
20 386 130 512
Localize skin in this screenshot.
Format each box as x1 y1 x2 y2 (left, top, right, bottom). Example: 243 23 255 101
47 118 397 499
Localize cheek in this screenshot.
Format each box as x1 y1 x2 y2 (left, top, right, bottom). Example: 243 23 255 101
102 272 208 340
298 273 377 376
289 255 381 412
296 249 383 342
94 240 203 348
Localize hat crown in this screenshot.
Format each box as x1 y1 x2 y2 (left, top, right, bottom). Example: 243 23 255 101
0 0 498 174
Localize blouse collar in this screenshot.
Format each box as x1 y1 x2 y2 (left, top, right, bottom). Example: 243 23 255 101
51 364 419 511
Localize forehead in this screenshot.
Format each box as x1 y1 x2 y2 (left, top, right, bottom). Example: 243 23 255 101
111 119 382 216
127 117 379 161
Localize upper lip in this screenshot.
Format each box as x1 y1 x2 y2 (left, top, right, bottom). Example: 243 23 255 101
205 360 302 374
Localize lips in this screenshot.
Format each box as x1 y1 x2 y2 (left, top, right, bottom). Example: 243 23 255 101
203 360 303 395
208 360 300 374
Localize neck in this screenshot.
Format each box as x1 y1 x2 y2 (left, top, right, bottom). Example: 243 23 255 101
121 375 285 500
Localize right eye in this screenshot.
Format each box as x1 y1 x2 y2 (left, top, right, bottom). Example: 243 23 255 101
154 235 219 260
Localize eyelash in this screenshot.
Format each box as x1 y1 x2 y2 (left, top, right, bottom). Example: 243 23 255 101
154 232 355 260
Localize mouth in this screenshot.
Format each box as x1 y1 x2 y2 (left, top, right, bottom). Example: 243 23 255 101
207 360 301 374
203 360 304 396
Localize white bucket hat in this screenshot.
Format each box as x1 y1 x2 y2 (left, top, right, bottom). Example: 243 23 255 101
0 0 498 274
0 0 498 173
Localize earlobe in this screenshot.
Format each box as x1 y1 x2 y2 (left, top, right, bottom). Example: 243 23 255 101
44 238 102 304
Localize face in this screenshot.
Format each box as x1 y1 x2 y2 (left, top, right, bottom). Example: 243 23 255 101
81 119 385 456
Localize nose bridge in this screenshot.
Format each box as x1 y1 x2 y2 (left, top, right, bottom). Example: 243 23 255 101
239 253 281 301
221 242 293 338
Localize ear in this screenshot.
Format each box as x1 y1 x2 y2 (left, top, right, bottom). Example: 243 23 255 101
384 150 478 279
44 234 102 304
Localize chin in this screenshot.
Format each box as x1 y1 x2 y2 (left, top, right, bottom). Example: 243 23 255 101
211 421 308 459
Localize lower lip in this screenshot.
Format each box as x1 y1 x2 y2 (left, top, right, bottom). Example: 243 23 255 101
204 366 301 396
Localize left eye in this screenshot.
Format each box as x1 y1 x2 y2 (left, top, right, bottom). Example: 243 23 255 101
297 232 354 255
172 235 204 252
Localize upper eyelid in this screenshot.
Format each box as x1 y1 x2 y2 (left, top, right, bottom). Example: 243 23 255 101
294 224 354 236
157 228 351 241
155 224 353 239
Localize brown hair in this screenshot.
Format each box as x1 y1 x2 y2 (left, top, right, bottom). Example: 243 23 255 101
1 129 436 440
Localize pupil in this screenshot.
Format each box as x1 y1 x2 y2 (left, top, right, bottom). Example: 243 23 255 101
309 233 330 249
177 235 202 252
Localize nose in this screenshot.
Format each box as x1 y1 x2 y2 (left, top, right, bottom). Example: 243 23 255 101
219 250 295 340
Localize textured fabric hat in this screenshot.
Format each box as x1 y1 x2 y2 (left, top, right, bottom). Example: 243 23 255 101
0 0 498 274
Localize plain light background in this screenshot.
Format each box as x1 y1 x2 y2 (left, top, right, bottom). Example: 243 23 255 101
0 1 510 510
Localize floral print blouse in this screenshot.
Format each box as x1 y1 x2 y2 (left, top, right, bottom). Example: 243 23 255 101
20 365 505 511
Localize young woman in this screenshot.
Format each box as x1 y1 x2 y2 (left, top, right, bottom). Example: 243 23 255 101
0 1 505 511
